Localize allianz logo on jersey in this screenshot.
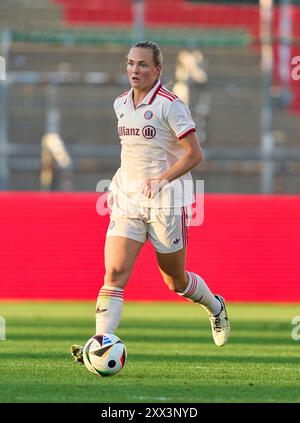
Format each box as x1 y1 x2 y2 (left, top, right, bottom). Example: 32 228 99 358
118 125 156 139
118 126 140 136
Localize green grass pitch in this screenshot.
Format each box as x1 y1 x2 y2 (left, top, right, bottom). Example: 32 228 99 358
0 301 300 403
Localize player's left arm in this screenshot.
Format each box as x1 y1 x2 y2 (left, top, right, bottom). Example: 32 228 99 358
142 131 202 198
159 131 202 184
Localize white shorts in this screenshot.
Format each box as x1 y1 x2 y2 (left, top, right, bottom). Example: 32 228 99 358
106 192 191 253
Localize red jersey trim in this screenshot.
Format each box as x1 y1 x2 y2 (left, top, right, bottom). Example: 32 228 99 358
157 92 176 102
148 82 162 104
178 128 196 140
158 88 175 100
160 86 178 100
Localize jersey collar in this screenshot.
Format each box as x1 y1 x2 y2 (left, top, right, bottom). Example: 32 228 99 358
127 80 162 107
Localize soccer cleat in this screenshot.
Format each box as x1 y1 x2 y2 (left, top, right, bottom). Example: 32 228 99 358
209 295 230 347
70 344 84 364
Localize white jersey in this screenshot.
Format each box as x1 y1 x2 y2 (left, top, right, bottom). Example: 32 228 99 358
109 79 197 208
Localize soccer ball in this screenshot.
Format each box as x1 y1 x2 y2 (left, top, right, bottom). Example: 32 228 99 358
82 333 127 377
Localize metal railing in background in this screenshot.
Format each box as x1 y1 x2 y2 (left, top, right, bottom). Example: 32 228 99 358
0 0 299 193
0 30 11 190
1 59 300 192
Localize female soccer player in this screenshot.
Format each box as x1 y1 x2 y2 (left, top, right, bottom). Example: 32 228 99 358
71 41 229 363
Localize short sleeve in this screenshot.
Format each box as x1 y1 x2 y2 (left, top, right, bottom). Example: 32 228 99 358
167 99 196 140
113 98 119 119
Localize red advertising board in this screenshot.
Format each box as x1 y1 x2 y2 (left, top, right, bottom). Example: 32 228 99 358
0 192 299 302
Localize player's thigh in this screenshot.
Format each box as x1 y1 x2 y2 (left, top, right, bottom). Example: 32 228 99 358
148 206 189 254
156 246 187 281
104 236 144 286
150 207 188 280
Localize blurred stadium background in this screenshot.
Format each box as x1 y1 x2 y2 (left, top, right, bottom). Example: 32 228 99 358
0 0 299 301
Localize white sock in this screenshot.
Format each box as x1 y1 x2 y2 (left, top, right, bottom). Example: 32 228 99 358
95 285 124 334
178 271 222 316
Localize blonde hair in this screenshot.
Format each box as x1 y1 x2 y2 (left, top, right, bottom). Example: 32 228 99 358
131 40 163 67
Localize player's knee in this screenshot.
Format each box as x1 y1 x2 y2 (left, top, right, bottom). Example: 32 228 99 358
105 267 129 286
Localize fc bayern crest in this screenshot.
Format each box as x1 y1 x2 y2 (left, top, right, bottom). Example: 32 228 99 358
144 110 153 120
